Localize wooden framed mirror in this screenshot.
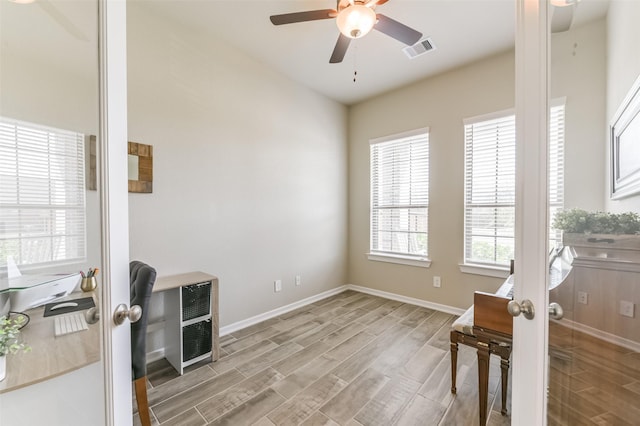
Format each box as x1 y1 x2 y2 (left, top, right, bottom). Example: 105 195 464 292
128 141 153 193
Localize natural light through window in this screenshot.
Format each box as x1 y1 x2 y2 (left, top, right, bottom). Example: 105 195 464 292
369 128 429 267
463 103 565 270
0 117 86 269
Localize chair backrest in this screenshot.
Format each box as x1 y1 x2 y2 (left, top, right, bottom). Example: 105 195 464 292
130 260 157 380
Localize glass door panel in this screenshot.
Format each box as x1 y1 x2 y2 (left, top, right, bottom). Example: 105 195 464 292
548 0 640 424
0 0 106 423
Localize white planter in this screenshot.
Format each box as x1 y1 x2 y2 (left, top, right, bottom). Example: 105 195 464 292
562 233 640 250
0 354 5 382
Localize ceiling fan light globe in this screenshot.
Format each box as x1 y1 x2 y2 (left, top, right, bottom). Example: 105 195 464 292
336 5 377 39
550 0 580 6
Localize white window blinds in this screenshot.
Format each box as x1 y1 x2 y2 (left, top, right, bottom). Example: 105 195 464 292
463 103 565 268
464 112 516 267
0 117 86 268
549 103 566 250
370 128 429 259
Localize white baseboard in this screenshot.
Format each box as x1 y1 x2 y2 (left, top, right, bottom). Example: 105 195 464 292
146 348 166 364
554 318 640 353
345 284 466 316
219 285 350 336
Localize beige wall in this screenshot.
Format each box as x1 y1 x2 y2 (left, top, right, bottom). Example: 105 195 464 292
348 51 516 309
126 4 349 327
348 19 607 310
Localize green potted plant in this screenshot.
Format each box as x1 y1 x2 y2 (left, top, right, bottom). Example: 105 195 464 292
0 314 31 382
553 209 640 247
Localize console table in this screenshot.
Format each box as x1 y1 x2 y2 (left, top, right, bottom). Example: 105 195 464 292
153 272 219 375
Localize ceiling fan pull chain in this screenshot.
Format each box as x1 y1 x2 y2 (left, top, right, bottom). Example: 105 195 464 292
353 43 358 83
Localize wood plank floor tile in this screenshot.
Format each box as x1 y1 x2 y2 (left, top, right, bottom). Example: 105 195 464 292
236 341 305 377
271 321 325 345
148 364 218 407
320 322 369 348
331 323 413 382
272 341 332 376
323 331 376 362
394 394 447 426
401 344 447 384
152 369 245 423
231 317 282 340
271 355 341 400
300 412 340 426
294 322 343 347
267 374 347 426
207 389 285 426
196 367 284 422
160 408 206 426
320 368 389 425
222 327 281 355
353 375 421 426
389 303 419 318
212 340 279 374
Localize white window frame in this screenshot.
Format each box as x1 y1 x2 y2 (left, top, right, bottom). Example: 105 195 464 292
0 116 87 270
461 100 565 276
368 127 430 267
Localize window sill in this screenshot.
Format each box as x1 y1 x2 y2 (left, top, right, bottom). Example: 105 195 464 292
459 263 510 278
367 253 432 268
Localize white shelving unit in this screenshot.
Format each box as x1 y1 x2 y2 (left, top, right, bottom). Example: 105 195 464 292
154 272 219 375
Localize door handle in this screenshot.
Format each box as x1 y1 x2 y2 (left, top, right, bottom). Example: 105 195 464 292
507 299 535 320
113 304 142 325
549 302 563 320
85 307 100 324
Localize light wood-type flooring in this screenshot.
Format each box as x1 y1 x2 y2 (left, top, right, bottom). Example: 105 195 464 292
548 321 640 425
133 290 512 426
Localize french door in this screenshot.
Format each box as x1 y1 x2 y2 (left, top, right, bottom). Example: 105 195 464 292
0 0 131 424
511 0 550 424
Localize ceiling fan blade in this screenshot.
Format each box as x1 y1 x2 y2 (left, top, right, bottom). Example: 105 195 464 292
37 0 89 42
375 0 390 5
551 5 574 33
329 34 351 64
374 14 422 46
270 9 336 26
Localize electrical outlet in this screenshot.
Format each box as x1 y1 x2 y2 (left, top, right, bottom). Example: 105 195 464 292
433 276 441 288
577 291 588 305
295 275 301 286
620 300 635 318
274 279 282 293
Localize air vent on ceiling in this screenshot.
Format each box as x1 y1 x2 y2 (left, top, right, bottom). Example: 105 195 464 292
403 37 436 59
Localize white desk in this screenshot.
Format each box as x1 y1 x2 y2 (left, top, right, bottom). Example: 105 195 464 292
0 291 100 394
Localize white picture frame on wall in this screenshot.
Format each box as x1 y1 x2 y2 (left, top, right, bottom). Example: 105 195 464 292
611 74 640 199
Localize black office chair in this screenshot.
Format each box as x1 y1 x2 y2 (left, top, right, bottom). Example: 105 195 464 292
130 261 157 426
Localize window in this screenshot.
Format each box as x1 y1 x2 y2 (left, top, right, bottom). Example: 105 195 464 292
369 128 429 265
463 103 565 269
0 117 86 269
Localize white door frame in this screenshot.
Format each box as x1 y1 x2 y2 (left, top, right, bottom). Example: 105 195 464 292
99 0 131 424
512 0 550 424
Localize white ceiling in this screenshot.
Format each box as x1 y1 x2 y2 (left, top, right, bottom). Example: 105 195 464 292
1 0 610 106
148 0 517 105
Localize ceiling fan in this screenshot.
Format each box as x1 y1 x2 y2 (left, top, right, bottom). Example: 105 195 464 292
551 0 580 33
269 0 423 64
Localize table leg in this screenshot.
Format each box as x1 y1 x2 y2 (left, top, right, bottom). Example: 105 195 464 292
477 341 490 425
500 356 510 415
450 338 459 394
